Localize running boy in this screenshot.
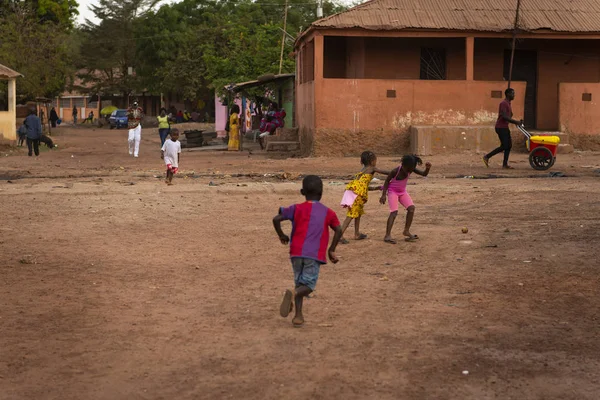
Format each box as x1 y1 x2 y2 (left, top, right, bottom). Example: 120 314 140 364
380 155 431 243
160 128 181 185
273 175 343 327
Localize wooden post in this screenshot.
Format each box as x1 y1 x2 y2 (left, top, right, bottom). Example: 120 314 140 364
8 79 16 140
508 0 522 88
278 0 289 75
465 36 474 81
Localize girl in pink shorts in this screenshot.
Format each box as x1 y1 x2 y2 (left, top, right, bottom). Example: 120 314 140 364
380 155 432 243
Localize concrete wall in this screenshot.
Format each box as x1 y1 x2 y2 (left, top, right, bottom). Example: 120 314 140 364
410 125 526 155
475 39 600 130
311 79 526 156
559 82 600 150
0 79 17 142
296 81 315 155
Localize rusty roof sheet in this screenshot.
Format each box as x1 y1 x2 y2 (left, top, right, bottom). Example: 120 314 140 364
312 0 600 33
0 63 22 79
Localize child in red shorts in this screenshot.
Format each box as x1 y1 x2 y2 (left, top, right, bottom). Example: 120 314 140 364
161 128 181 185
273 175 343 327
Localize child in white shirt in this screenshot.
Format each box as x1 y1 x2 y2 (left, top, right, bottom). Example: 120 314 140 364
161 128 181 185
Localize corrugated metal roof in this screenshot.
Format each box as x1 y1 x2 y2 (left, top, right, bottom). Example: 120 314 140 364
312 0 600 33
0 63 22 79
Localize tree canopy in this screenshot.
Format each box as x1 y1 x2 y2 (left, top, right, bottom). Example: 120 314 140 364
0 1 79 99
111 0 347 99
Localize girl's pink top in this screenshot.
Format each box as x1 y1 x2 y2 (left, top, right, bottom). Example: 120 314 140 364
389 167 410 193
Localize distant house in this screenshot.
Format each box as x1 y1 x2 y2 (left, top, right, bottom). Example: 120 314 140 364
0 63 22 141
54 73 100 123
295 0 600 155
54 70 163 122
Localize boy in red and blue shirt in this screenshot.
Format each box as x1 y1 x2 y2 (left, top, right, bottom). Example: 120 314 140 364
273 175 342 327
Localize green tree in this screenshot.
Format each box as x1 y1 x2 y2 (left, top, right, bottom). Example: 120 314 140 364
0 0 79 28
78 0 162 99
134 0 348 100
0 2 76 99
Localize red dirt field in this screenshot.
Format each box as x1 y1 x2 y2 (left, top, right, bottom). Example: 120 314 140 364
1 126 600 400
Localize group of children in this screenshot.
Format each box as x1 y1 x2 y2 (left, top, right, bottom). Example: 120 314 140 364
273 152 431 327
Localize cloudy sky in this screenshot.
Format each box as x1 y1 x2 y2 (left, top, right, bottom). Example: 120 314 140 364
76 0 356 25
76 0 178 25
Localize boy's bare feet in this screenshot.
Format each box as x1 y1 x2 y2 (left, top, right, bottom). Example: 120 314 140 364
502 165 514 169
280 289 293 318
292 315 304 327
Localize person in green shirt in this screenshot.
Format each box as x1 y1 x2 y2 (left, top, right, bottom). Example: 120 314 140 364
157 108 170 146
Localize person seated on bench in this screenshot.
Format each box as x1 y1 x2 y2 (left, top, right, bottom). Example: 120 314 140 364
83 111 94 124
258 102 286 150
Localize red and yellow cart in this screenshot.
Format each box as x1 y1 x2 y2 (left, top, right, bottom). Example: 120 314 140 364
517 125 561 171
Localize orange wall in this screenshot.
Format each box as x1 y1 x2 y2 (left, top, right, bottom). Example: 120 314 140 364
559 83 600 135
316 79 525 130
309 79 525 155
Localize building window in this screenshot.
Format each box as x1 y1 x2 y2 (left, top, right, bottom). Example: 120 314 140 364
60 98 71 108
420 48 446 80
73 98 85 108
300 40 314 84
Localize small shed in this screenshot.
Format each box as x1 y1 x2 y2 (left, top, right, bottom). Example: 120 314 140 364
0 63 22 142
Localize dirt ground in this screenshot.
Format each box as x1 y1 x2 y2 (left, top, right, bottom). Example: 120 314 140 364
1 126 600 400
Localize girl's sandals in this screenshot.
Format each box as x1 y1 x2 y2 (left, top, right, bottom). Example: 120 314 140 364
292 316 304 327
404 234 419 242
340 238 350 245
384 238 397 244
355 233 368 240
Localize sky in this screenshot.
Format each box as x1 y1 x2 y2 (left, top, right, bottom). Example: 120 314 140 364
76 0 357 25
76 0 179 25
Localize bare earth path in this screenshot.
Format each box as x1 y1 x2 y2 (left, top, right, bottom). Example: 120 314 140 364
1 126 599 399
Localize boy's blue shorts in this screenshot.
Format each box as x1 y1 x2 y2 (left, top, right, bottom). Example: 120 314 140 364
291 257 321 291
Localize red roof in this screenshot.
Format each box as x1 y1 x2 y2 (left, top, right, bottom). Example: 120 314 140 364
310 0 600 33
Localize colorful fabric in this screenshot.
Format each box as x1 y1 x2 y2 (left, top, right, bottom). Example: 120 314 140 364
495 100 512 129
228 113 240 151
167 164 179 174
157 115 169 129
127 107 144 129
340 190 358 208
388 191 414 212
279 201 340 264
345 172 373 218
388 168 410 193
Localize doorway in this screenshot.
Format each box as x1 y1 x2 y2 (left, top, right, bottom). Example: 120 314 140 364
503 50 537 129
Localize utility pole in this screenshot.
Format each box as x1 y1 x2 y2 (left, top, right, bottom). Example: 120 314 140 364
317 0 323 18
508 0 522 88
278 0 289 75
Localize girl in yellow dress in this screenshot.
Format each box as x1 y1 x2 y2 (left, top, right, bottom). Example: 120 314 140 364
228 104 240 151
340 151 389 244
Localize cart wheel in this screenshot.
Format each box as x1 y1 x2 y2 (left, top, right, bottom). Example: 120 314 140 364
550 157 556 168
529 147 554 170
